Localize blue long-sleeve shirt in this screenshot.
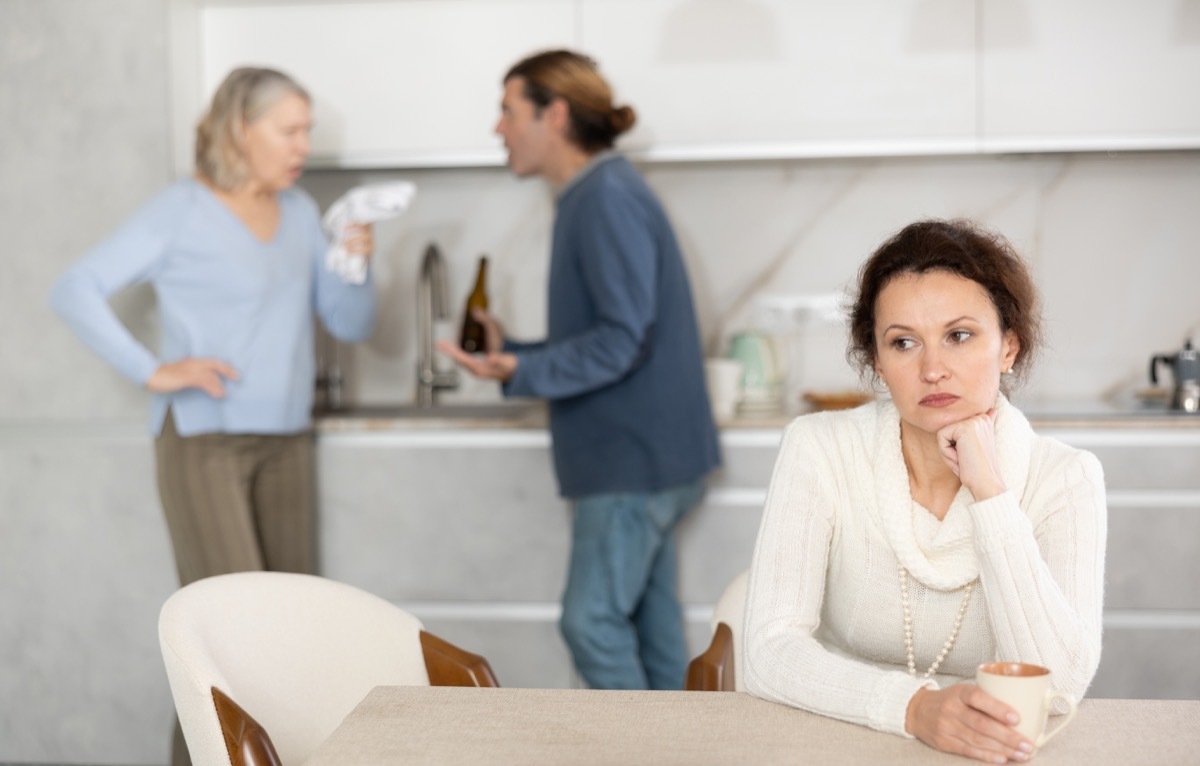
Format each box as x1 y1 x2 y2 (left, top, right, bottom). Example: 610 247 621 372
504 154 720 498
49 179 376 436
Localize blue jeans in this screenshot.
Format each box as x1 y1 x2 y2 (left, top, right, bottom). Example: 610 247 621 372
559 480 705 690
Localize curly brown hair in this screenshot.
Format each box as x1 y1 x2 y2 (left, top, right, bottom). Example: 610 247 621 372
846 219 1043 389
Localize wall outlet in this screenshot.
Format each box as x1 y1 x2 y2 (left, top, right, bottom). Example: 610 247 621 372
753 293 846 331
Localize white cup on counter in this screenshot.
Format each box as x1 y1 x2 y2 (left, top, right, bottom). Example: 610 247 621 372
705 358 744 421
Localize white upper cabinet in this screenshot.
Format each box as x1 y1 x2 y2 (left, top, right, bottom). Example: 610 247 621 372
179 0 1200 168
195 0 574 167
578 0 978 159
981 0 1200 151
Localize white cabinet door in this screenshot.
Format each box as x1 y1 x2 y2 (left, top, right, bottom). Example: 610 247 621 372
578 0 977 159
199 0 575 167
981 0 1200 151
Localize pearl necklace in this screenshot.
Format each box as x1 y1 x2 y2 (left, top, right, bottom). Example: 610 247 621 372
899 566 976 679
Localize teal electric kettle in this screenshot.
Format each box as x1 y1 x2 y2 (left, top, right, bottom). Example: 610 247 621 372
727 331 784 412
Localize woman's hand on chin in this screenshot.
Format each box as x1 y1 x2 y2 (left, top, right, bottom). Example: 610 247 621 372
936 409 1007 501
906 685 1033 763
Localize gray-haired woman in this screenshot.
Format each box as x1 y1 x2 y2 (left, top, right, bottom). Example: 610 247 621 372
51 64 377 765
51 66 376 588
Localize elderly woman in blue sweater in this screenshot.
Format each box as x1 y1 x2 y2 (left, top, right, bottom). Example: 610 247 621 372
50 67 376 587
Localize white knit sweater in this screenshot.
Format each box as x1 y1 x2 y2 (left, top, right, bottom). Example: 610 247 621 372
742 396 1107 736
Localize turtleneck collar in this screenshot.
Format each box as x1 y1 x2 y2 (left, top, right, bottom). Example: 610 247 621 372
867 394 1034 590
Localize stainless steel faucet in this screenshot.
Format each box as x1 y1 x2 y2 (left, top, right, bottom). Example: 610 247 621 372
313 326 343 412
416 243 459 407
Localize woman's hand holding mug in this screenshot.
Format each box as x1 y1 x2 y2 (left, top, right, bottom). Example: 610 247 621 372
976 662 1078 753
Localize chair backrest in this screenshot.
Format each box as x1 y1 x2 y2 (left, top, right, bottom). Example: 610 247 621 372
712 569 749 691
159 572 432 766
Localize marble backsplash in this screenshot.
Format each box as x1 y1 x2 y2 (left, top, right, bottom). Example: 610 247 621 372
295 150 1200 412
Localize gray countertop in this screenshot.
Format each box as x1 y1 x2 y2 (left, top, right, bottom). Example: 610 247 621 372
1014 394 1200 429
313 395 1200 432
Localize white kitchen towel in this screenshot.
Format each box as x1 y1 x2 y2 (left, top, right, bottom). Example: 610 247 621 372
322 181 417 284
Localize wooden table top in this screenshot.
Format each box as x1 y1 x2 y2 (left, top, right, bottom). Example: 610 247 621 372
304 687 1200 765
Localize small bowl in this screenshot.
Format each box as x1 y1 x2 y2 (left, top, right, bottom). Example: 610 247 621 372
801 390 873 411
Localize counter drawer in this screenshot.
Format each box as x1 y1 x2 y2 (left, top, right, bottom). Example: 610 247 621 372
1090 625 1200 700
678 499 762 603
708 441 783 490
317 443 570 603
1105 506 1200 609
1063 443 1200 491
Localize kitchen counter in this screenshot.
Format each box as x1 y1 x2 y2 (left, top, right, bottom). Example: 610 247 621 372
313 396 1200 433
1014 395 1200 429
1 397 1193 444
314 401 550 431
314 400 798 433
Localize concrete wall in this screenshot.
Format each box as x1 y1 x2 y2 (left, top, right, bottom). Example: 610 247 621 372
1 2 177 763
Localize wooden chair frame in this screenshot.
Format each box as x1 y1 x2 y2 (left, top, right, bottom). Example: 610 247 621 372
685 622 735 692
214 688 281 766
420 630 501 687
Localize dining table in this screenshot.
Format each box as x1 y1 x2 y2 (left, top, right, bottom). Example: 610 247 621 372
303 686 1200 765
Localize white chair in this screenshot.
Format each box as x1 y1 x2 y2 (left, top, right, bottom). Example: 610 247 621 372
685 569 748 692
159 571 498 766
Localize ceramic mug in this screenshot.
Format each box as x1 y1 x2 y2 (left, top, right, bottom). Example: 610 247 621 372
976 662 1077 749
705 358 743 420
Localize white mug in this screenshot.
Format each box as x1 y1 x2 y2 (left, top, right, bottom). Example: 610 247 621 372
976 662 1077 749
705 358 743 420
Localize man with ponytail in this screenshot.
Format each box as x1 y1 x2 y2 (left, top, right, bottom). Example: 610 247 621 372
439 50 719 691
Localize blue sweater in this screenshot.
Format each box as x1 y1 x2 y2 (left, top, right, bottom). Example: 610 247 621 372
504 154 720 498
49 179 376 436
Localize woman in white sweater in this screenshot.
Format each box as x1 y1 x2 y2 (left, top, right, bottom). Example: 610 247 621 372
742 220 1106 764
